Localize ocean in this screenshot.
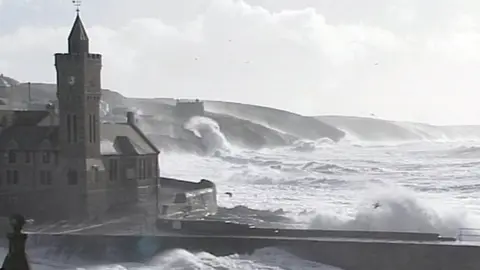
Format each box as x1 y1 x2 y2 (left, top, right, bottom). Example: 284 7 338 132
4 108 480 269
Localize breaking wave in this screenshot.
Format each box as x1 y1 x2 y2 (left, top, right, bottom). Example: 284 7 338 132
291 138 335 152
183 116 231 155
309 186 473 237
1 246 341 270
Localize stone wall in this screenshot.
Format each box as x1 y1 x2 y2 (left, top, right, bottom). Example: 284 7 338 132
158 178 217 217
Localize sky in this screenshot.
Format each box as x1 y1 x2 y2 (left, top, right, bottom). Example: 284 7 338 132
1 0 480 125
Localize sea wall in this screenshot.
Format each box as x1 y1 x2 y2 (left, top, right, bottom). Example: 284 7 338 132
25 232 480 270
158 177 217 217
154 218 454 241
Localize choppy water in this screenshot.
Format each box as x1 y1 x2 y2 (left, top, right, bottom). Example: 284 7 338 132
17 136 480 269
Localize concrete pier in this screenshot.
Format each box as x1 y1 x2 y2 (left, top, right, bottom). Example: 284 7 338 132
24 229 480 270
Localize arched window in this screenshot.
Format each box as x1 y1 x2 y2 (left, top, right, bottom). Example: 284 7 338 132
67 169 78 185
7 150 16 164
42 151 50 163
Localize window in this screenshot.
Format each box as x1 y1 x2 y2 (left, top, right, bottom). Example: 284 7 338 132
146 159 152 178
7 196 17 205
42 151 50 163
6 170 19 185
109 159 118 181
92 115 96 143
126 168 135 179
25 151 31 163
40 171 52 185
67 114 71 143
67 170 78 185
72 115 78 143
7 150 16 164
138 159 146 179
153 160 158 177
89 114 93 143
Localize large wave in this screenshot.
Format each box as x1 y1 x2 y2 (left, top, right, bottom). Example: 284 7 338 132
4 246 341 270
309 186 473 237
183 116 232 155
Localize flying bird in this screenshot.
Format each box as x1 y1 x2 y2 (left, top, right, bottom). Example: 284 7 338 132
225 192 233 198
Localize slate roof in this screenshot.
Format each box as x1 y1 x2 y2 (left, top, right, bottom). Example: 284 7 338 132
68 14 89 41
12 111 49 125
0 110 159 155
0 126 58 150
100 123 158 155
0 110 50 127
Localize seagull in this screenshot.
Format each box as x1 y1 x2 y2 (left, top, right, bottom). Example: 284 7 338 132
225 192 233 198
373 201 381 209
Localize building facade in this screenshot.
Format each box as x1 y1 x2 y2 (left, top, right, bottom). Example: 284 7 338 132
0 14 160 221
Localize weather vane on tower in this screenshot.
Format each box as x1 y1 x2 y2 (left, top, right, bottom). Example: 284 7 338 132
72 0 82 14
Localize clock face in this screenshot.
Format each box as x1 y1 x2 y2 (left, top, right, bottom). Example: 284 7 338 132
68 76 75 86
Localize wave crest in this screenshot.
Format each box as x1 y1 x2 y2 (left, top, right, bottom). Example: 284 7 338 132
183 116 231 155
309 187 471 236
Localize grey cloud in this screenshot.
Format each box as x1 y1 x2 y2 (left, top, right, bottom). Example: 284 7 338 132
1 0 480 124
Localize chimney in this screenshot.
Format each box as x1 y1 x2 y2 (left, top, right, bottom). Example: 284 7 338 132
46 102 55 125
126 111 136 125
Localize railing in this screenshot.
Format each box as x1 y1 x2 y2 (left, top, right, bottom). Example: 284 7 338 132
457 228 480 242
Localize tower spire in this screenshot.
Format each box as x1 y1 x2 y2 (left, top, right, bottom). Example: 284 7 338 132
68 0 89 54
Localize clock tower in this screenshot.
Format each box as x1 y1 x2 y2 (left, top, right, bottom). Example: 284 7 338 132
55 14 102 159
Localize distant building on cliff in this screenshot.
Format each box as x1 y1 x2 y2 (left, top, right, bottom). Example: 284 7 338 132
174 99 205 119
0 13 160 220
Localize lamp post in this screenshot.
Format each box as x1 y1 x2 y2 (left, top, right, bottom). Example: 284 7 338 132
1 214 30 270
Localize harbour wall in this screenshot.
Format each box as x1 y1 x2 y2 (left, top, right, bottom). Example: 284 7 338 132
155 218 454 241
24 230 480 270
158 177 217 217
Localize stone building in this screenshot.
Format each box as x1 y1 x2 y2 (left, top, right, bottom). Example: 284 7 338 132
0 14 160 221
174 99 205 119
